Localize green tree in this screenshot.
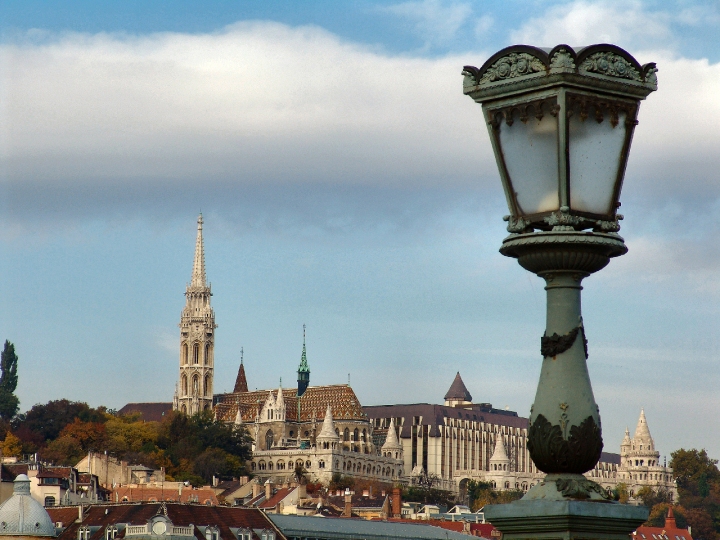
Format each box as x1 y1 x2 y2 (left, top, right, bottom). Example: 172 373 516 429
0 341 19 420
670 449 720 540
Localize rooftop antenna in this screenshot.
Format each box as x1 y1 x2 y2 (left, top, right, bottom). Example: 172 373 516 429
348 373 351 385
240 347 244 365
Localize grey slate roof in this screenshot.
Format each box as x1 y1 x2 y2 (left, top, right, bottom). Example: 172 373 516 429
444 372 472 402
269 515 470 540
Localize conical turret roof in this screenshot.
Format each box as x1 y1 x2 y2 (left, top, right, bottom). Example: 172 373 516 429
634 408 653 443
317 405 340 441
490 436 510 463
444 372 472 402
190 214 207 287
276 384 285 409
382 418 402 450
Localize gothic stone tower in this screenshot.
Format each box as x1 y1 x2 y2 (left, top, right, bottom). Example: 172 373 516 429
175 214 217 415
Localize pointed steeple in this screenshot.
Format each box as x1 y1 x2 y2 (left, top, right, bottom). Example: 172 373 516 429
276 384 285 410
634 408 653 443
234 408 243 425
382 418 402 451
317 405 340 442
191 214 207 287
490 436 510 464
233 348 248 393
297 324 311 397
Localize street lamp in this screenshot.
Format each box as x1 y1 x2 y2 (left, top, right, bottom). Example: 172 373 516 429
463 44 656 539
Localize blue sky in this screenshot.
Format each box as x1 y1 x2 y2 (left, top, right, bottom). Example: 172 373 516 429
1 0 719 460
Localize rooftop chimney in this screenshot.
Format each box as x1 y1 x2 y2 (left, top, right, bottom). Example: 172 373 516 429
343 488 352 517
265 479 273 501
392 487 401 518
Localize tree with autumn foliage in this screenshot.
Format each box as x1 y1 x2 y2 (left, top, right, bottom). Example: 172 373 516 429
669 448 720 540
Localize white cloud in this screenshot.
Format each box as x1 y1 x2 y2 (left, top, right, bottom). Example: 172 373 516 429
0 22 494 189
382 0 473 49
509 1 673 52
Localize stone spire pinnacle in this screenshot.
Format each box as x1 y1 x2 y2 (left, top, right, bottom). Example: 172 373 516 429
382 418 402 450
317 405 340 441
191 213 207 287
634 408 653 443
490 435 510 463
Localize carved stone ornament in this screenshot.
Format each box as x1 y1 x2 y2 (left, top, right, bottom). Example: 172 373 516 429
579 51 642 82
541 324 588 359
478 53 545 85
527 414 604 474
549 48 576 70
555 476 613 500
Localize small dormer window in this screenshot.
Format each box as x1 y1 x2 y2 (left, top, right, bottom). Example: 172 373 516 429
106 526 118 540
205 527 219 540
79 527 91 540
237 529 252 540
260 531 275 540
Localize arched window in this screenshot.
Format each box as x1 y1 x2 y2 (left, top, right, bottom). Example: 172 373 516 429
335 428 340 437
362 429 367 441
182 343 188 364
181 404 187 414
182 375 188 396
265 430 274 450
192 376 199 395
44 496 56 507
353 428 359 442
344 428 350 441
193 343 199 364
205 344 210 365
204 375 211 396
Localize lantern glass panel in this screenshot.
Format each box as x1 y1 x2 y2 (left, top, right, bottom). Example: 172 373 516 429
498 108 559 216
569 108 627 216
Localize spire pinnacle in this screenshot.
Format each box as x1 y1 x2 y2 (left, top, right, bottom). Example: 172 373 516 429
298 324 310 373
191 213 207 287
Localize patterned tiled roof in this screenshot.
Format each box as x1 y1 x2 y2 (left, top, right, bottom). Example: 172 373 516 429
215 385 367 423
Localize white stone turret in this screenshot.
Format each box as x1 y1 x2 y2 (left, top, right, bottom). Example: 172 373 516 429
489 435 510 471
633 409 654 451
175 214 217 415
234 408 243 425
317 405 340 449
382 418 403 460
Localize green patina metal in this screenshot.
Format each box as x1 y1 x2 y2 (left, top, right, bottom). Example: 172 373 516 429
463 43 656 540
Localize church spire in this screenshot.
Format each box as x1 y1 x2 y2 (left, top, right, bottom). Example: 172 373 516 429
297 324 311 397
233 348 248 393
191 214 207 287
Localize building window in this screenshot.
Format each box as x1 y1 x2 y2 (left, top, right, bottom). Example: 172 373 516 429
193 343 199 364
260 531 275 540
44 496 56 507
265 430 274 450
344 428 350 441
79 527 90 540
106 527 118 540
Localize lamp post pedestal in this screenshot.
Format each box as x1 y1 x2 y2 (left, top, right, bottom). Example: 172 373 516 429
485 230 648 539
485 499 649 540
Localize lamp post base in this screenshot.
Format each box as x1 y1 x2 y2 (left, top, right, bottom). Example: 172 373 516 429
484 499 648 540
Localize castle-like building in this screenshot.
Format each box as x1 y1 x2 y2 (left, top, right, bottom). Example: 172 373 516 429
167 216 675 499
365 374 677 501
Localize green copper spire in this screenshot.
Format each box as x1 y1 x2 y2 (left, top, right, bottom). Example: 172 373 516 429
297 324 310 396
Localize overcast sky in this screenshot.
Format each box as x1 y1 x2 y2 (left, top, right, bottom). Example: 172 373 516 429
1 0 719 460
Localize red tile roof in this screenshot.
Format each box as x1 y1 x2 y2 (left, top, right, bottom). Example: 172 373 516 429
47 507 82 527
258 488 294 509
634 508 693 540
54 503 284 540
112 486 218 505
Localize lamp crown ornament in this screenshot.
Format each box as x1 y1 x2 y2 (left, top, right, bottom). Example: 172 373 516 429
463 42 656 519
